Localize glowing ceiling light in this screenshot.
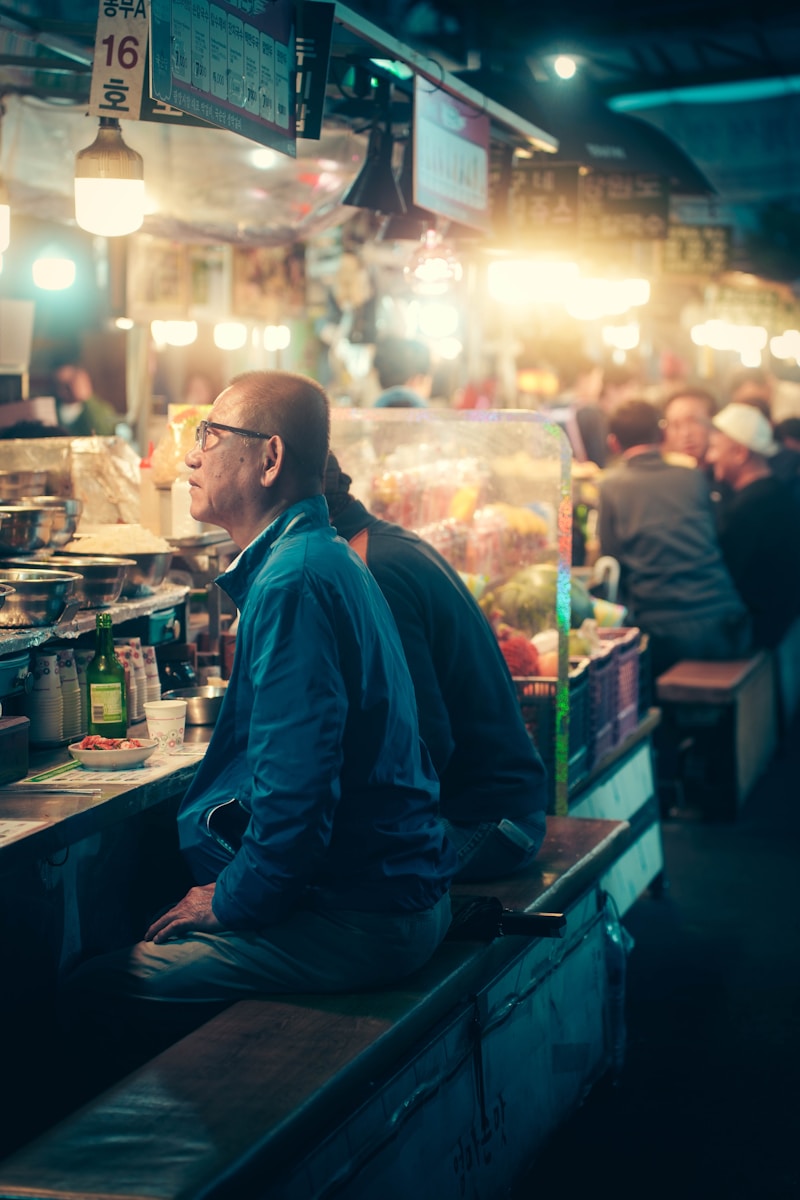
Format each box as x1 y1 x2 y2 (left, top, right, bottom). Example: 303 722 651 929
770 329 800 360
74 118 145 237
214 321 248 350
32 253 76 290
554 55 577 80
151 319 197 347
602 323 640 351
486 258 579 305
414 300 460 340
263 325 291 351
114 317 134 330
404 229 463 296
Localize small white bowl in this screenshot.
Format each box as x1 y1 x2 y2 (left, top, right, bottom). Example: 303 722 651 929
68 739 159 770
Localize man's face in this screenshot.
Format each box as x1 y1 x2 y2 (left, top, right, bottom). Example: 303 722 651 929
663 397 712 463
706 429 746 487
184 385 268 533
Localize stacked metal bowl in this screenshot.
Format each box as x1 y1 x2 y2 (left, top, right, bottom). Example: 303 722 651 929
0 568 81 628
18 496 83 548
3 554 135 609
0 505 55 555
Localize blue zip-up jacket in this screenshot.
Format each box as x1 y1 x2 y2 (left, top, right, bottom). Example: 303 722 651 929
178 495 456 929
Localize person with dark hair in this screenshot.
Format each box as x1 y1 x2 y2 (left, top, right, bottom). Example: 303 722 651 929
372 336 432 408
325 452 548 883
707 404 800 648
598 399 750 676
550 354 607 467
661 386 719 470
62 369 455 1073
53 362 119 436
0 419 71 439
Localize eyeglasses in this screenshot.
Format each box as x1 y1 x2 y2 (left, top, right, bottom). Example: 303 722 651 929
194 420 275 451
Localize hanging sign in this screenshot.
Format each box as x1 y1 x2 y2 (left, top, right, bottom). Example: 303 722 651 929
580 171 670 241
413 76 491 232
507 161 580 241
662 224 732 276
87 0 150 120
149 0 296 157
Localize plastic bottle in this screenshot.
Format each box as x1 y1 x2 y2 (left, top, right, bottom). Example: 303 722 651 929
86 613 128 737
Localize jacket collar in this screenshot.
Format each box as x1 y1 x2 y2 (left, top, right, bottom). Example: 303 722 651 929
216 494 329 606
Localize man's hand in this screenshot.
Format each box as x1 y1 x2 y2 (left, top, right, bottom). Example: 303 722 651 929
144 883 223 944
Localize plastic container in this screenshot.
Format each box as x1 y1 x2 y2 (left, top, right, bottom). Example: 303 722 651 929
587 643 617 767
598 627 641 746
514 657 592 800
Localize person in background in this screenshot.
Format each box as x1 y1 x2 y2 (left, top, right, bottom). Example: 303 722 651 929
62 370 455 1080
598 399 750 677
0 418 71 438
53 362 119 437
772 417 800 505
707 403 800 649
372 336 432 408
726 366 774 419
555 354 607 467
325 453 548 882
660 386 719 471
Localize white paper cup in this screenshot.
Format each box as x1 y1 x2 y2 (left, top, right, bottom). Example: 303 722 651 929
144 699 187 753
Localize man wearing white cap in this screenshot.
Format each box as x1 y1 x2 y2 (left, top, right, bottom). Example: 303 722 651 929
708 403 800 649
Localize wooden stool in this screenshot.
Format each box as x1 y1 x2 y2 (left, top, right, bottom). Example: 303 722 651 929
655 653 776 819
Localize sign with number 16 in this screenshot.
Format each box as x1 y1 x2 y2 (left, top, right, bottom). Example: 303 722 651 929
88 0 150 121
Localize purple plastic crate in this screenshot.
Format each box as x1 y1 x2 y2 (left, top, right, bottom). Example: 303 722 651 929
598 627 641 746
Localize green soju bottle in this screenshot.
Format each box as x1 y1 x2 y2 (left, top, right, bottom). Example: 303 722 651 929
86 612 128 737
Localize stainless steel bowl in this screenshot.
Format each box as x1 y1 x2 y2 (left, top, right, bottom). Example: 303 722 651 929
0 505 55 554
19 496 83 548
58 548 172 596
4 554 134 609
120 551 173 596
161 685 227 725
0 470 49 500
0 568 81 627
0 582 16 618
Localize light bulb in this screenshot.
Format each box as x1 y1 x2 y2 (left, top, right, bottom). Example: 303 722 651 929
404 229 463 296
32 254 76 290
74 118 144 237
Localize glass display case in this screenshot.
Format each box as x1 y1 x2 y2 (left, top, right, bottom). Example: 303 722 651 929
330 408 573 812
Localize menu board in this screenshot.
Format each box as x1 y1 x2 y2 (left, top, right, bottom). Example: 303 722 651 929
149 0 296 156
506 162 580 243
662 223 732 276
579 171 670 241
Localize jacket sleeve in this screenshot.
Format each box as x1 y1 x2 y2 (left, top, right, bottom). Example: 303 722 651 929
211 581 348 928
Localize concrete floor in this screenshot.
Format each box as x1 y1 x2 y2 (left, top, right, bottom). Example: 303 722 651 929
512 711 800 1200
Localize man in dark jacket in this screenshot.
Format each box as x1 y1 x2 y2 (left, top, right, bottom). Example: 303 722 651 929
598 399 751 677
325 453 548 882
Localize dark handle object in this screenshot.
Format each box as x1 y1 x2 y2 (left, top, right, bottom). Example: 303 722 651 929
448 895 566 942
499 910 566 937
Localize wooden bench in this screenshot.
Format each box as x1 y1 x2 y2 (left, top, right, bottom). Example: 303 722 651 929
655 652 777 818
0 815 632 1200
